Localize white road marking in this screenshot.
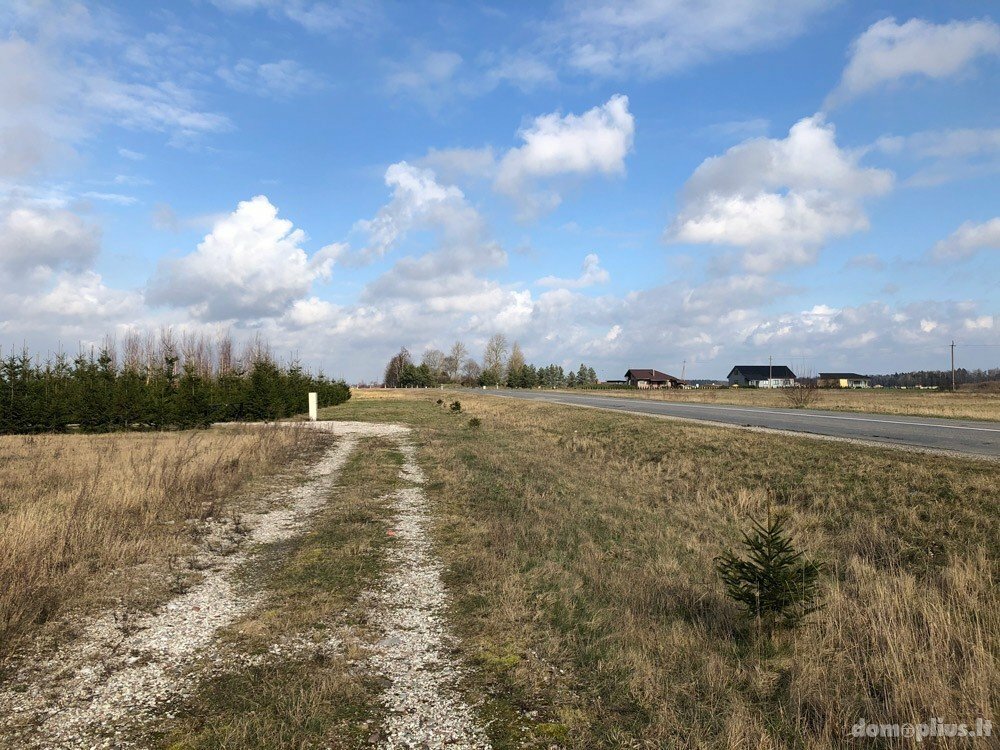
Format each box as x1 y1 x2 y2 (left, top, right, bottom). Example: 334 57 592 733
541 395 1000 433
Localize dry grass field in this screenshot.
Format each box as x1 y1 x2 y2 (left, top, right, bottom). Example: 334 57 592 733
2 392 995 748
0 426 329 666
559 386 1000 421
325 390 999 748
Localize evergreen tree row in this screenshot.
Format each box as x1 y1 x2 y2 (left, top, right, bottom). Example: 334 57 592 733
0 348 350 434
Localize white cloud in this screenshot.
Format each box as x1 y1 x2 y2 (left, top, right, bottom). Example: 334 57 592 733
83 76 231 139
876 127 1000 159
668 115 893 273
828 17 1000 106
148 195 330 320
0 8 230 180
0 36 79 178
0 199 101 277
419 147 497 183
209 0 378 33
118 147 145 160
537 253 610 288
352 162 502 269
385 49 557 110
113 174 152 186
495 94 635 216
217 58 323 98
385 50 464 108
845 253 884 271
964 315 994 330
483 52 558 91
558 0 830 78
29 270 142 321
82 191 138 206
929 218 1000 262
283 296 339 328
874 127 1000 186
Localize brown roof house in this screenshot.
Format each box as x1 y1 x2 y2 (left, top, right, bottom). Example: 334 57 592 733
624 369 685 389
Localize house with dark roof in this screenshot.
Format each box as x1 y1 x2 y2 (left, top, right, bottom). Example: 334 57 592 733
818 372 871 388
624 369 685 389
727 365 796 388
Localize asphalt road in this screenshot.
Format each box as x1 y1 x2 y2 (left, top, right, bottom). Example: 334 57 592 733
475 389 1000 458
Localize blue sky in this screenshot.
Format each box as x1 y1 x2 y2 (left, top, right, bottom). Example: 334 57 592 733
1 0 998 381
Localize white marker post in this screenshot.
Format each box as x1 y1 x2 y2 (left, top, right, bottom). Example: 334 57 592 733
308 392 318 422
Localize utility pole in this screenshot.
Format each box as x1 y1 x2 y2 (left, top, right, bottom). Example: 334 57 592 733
951 341 956 391
769 355 773 389
681 360 686 380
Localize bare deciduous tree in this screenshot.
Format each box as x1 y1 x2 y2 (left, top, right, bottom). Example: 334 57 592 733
482 333 508 386
783 370 819 408
461 358 482 386
507 342 525 375
445 341 468 381
421 348 447 381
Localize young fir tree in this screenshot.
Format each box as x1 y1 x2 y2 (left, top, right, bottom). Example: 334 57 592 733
715 512 822 631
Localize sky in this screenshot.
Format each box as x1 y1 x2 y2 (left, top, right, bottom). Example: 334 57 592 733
1 0 998 382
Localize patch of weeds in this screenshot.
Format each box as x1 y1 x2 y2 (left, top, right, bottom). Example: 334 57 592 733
450 400 462 412
533 722 569 742
468 417 482 428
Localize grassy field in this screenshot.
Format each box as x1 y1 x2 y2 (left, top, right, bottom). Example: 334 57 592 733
547 386 1000 421
0 426 329 667
3 392 995 747
324 390 999 748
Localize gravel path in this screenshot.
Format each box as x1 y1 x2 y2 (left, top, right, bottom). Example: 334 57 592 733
370 442 492 750
0 421 490 750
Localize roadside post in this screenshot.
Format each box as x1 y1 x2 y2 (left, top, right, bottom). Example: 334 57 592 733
308 392 318 421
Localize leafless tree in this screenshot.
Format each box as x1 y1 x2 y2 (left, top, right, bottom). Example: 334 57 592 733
241 332 272 367
783 370 819 408
461 358 482 386
421 348 447 381
482 333 508 386
507 341 525 374
445 340 468 381
122 330 142 374
217 331 234 375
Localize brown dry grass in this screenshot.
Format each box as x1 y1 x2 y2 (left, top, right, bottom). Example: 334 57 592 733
329 390 999 748
558 386 1000 421
0 426 328 664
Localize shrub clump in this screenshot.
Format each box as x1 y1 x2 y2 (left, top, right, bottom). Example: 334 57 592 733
715 513 822 631
450 400 462 412
468 417 481 428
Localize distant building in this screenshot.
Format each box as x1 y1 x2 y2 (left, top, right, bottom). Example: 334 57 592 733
818 372 871 388
624 369 685 389
727 365 796 388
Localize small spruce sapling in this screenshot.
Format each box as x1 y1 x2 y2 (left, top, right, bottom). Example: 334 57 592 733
715 512 822 631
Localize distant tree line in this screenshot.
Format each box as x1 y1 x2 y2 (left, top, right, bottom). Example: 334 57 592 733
382 333 599 389
869 368 999 389
0 331 350 434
